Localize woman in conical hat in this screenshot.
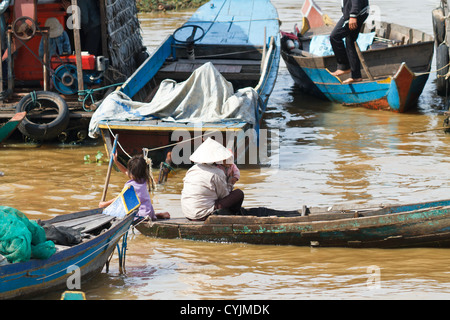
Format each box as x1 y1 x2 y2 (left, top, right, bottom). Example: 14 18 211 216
38 17 71 58
181 138 244 221
188 137 234 164
45 17 64 39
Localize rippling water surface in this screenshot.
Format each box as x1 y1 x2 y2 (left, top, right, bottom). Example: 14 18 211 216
2 0 450 300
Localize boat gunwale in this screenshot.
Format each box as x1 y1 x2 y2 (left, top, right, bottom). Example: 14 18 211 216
0 210 136 299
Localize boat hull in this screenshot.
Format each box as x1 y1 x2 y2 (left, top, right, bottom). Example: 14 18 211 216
136 199 450 248
0 210 135 300
96 0 281 165
281 21 434 112
0 112 26 143
99 120 253 166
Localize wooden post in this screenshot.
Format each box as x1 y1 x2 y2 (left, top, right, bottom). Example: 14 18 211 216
42 29 49 91
0 24 3 98
98 0 108 59
354 41 374 81
72 0 84 98
261 27 266 70
7 30 13 94
101 134 119 202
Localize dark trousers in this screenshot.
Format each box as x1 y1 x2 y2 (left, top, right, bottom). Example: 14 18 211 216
81 25 102 56
214 189 244 215
330 14 368 79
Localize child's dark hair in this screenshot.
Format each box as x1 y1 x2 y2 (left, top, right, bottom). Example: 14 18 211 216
127 155 150 187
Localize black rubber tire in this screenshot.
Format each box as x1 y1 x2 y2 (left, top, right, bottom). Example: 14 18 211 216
16 91 70 141
433 7 446 45
437 43 450 96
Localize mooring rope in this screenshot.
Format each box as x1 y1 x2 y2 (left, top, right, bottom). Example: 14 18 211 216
105 121 221 160
416 62 450 77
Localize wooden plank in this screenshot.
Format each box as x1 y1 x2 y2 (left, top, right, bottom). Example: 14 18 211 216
205 212 359 225
161 62 243 74
175 63 194 73
52 214 115 233
216 65 242 73
157 71 260 81
99 0 109 58
72 0 84 96
354 42 374 80
171 58 261 66
179 224 234 236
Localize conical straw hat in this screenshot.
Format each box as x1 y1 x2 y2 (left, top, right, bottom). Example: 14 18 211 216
189 138 233 164
45 18 64 38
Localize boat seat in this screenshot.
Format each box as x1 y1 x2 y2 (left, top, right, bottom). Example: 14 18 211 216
158 58 261 81
51 214 116 234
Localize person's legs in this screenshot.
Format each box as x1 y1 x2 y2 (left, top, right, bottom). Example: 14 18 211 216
330 14 369 81
330 17 351 75
343 14 368 82
82 26 102 56
214 189 244 214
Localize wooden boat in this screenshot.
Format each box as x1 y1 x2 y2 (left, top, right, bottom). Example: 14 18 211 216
0 111 25 143
135 199 450 248
280 0 434 112
93 0 281 165
0 186 139 300
0 0 146 143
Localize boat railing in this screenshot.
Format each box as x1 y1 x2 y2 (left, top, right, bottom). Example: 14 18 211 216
255 36 275 93
120 35 175 100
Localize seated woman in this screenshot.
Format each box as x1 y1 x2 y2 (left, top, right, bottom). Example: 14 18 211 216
38 18 71 58
181 138 244 221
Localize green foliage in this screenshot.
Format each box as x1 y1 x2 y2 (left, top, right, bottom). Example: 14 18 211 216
84 151 105 165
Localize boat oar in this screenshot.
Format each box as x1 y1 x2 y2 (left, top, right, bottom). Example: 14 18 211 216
101 134 119 202
354 41 374 81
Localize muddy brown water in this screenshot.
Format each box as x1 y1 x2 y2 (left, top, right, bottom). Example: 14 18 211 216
2 0 450 300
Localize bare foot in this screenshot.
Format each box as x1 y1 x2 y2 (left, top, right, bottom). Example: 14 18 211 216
331 69 351 77
156 212 171 219
342 78 363 84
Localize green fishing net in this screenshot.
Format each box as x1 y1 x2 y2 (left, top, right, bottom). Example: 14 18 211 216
0 206 56 263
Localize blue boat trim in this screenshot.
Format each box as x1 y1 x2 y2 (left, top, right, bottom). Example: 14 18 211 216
0 208 137 299
280 19 434 112
97 0 281 164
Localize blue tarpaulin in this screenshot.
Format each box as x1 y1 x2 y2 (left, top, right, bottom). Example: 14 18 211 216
309 32 376 57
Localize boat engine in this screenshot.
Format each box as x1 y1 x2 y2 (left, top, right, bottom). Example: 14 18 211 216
50 54 109 95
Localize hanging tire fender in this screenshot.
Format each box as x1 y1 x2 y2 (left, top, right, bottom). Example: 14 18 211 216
16 91 70 141
436 43 450 96
433 7 446 45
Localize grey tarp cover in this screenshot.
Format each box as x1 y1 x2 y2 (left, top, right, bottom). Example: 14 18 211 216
89 62 258 138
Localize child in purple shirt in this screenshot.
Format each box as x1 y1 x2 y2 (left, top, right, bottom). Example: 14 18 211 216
99 154 170 221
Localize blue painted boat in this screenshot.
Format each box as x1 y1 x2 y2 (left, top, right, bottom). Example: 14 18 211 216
136 198 450 248
0 112 26 143
280 2 434 112
91 0 281 165
0 186 139 300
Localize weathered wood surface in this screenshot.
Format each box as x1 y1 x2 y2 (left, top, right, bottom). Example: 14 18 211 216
135 199 450 248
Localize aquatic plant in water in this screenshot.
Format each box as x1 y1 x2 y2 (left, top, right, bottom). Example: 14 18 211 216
84 151 105 165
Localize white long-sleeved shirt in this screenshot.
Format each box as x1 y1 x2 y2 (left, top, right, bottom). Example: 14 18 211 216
181 164 230 220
